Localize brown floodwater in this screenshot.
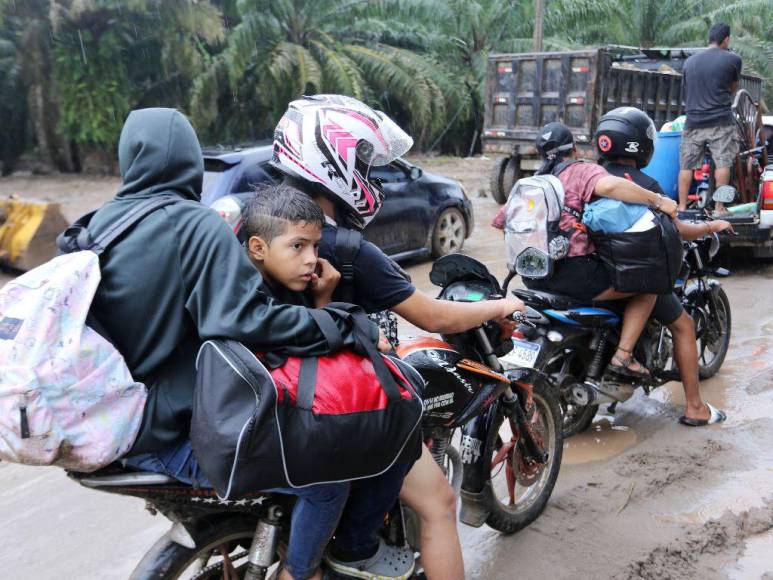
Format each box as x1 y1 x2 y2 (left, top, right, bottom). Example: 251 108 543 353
562 418 638 465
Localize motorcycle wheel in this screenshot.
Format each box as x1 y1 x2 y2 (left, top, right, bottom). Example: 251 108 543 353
130 517 278 580
482 378 563 534
549 352 597 437
692 287 732 379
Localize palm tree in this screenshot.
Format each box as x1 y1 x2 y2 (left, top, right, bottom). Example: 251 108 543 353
50 0 224 160
0 0 76 172
190 0 465 148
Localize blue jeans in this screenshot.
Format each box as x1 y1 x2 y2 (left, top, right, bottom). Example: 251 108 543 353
126 440 410 578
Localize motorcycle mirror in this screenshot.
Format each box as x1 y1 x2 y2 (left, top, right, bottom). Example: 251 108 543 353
712 185 737 204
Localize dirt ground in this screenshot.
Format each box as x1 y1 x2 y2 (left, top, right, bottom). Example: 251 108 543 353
1 157 772 579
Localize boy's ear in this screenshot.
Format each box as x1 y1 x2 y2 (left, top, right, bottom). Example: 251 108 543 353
247 235 269 261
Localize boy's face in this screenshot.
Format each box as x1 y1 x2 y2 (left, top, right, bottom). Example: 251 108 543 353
248 220 321 292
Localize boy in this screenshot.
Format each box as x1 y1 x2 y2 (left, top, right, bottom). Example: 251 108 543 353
242 184 416 580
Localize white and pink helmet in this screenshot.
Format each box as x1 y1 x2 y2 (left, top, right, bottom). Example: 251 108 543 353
271 95 414 228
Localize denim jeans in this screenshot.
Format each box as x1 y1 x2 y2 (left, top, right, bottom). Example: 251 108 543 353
126 440 411 578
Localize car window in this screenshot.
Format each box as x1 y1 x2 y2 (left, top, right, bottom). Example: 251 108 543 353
369 163 408 184
232 163 276 193
202 158 236 205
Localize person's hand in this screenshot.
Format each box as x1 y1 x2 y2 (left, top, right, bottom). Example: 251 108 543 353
494 297 524 339
498 296 525 319
710 219 735 235
377 328 392 353
659 196 678 219
311 258 341 307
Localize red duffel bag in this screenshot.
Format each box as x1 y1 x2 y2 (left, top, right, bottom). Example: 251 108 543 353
191 304 424 499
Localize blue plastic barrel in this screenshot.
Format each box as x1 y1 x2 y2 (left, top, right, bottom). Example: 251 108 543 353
642 131 682 200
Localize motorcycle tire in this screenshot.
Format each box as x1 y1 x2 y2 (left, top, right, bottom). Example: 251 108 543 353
562 401 599 438
130 517 269 580
695 286 732 380
482 378 563 535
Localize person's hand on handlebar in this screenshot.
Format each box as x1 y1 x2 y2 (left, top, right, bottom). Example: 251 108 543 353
709 219 735 235
494 296 525 339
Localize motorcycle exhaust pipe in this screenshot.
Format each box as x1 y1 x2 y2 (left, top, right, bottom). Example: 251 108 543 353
572 380 637 406
571 381 618 406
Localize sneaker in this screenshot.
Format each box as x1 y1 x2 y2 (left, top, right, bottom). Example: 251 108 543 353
324 539 415 579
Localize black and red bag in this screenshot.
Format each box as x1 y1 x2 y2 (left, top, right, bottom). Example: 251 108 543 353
190 304 424 499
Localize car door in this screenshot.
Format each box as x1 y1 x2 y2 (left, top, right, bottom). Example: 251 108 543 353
364 163 427 256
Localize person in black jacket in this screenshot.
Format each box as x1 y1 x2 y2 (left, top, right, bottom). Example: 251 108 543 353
62 108 386 580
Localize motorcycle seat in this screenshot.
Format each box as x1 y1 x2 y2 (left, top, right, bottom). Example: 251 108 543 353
71 465 178 489
512 288 592 310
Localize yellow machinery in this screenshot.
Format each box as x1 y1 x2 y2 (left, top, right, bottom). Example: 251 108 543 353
0 197 69 271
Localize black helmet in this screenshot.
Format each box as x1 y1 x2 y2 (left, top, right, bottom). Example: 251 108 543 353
595 107 657 168
535 122 575 160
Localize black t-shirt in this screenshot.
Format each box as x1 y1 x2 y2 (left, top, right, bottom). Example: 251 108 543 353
683 48 742 129
603 163 666 195
319 224 416 313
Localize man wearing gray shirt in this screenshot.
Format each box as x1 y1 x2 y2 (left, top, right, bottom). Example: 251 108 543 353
677 23 742 213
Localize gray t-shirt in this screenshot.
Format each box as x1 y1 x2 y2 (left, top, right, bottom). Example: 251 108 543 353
683 47 742 129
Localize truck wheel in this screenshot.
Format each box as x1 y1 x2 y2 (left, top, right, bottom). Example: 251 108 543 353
490 157 509 204
502 156 521 199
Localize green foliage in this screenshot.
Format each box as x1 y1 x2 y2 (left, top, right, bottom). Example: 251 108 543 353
0 0 770 168
53 27 129 147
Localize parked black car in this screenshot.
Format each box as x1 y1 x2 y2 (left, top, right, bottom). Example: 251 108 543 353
202 144 474 260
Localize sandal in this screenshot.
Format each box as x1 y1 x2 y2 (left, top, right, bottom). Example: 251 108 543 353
607 347 650 379
679 403 727 427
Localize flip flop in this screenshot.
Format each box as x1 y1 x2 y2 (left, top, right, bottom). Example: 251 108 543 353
679 403 727 427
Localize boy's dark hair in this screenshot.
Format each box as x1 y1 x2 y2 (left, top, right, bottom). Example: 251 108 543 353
244 183 325 243
709 23 730 45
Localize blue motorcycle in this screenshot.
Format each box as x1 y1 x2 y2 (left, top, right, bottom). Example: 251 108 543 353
500 230 732 437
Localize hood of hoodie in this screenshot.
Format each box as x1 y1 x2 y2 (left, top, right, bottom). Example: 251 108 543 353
116 108 203 201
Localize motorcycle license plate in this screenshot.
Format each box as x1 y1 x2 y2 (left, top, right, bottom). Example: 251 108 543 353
501 339 541 369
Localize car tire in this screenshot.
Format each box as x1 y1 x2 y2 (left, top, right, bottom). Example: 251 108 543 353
431 208 466 257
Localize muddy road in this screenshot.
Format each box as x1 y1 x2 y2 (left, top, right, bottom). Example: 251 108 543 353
1 157 772 579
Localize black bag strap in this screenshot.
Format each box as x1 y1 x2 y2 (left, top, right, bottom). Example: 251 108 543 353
294 303 404 410
308 309 344 352
549 160 584 223
57 196 181 256
334 228 362 303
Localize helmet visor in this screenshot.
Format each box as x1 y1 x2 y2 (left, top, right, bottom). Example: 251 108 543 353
357 113 414 167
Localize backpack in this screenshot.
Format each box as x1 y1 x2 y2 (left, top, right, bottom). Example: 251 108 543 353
334 227 410 347
503 161 580 279
190 303 424 499
0 196 177 472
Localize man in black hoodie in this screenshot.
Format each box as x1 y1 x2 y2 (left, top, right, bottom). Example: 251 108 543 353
72 108 383 580
84 108 375 454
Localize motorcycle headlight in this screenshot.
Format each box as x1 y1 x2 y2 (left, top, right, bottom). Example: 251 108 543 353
210 195 245 233
514 247 552 279
708 232 721 260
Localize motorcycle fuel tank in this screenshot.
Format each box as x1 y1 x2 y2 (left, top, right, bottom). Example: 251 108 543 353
398 337 509 426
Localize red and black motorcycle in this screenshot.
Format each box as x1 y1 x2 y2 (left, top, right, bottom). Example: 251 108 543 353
67 254 562 578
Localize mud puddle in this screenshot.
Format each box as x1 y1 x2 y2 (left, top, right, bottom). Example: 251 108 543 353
562 418 638 465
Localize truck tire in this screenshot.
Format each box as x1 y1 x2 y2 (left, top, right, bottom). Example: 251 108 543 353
490 157 509 204
502 155 521 199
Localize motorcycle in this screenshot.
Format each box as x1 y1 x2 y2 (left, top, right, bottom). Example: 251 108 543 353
67 254 562 579
499 224 732 437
